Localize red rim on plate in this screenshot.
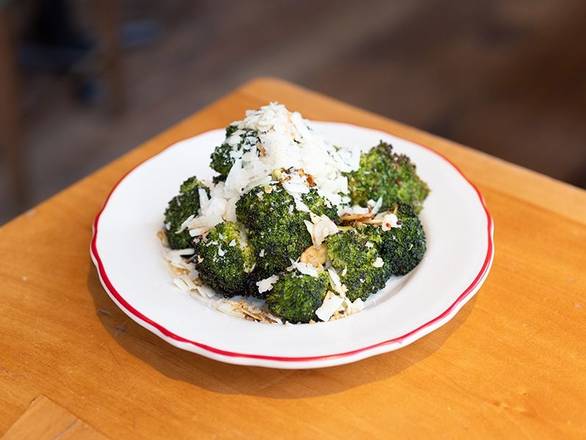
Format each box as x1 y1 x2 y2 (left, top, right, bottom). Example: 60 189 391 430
90 131 494 363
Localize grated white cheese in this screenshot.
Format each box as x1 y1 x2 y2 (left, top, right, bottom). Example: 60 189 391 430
316 292 345 321
289 259 320 277
163 248 196 273
381 212 401 231
373 257 384 268
345 297 365 315
368 197 383 215
327 267 348 295
173 275 197 291
294 197 310 213
282 174 311 195
340 205 370 216
194 283 220 299
187 189 226 236
176 214 195 233
227 134 242 146
304 213 339 247
256 275 279 293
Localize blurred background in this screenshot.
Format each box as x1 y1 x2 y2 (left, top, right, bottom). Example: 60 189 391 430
1 0 585 225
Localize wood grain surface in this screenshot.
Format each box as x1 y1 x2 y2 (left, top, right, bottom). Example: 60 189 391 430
0 78 585 439
2 395 106 440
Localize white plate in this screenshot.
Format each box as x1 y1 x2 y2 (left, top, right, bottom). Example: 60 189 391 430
91 122 494 369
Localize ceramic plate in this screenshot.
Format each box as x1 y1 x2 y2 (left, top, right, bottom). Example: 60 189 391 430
90 122 494 369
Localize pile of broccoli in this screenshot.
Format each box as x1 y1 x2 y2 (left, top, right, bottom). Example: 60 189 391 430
163 134 429 323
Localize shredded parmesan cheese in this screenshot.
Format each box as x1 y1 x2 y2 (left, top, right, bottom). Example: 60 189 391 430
289 259 320 277
256 275 279 294
373 257 384 268
305 213 339 247
182 103 360 240
327 267 347 295
381 212 401 231
315 292 345 321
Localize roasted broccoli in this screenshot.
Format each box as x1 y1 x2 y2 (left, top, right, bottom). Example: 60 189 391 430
236 183 335 278
303 188 339 221
325 226 391 301
266 271 329 323
346 141 430 212
379 204 426 275
193 221 256 296
161 104 433 324
210 125 260 180
164 177 209 249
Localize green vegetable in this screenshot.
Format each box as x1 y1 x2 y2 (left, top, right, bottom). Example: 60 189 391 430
235 183 335 278
210 125 260 180
326 226 391 301
164 177 209 249
346 141 430 212
379 204 426 275
303 188 339 222
266 271 329 323
194 222 256 296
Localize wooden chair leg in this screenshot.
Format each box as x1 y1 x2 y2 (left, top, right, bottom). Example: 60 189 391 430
0 8 28 209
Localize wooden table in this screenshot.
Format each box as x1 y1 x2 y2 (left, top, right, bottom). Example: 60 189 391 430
1 78 585 439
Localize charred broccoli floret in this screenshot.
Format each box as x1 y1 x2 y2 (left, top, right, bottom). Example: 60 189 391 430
379 204 426 275
303 189 339 222
210 125 260 180
194 222 255 296
346 141 430 212
266 271 329 323
236 183 334 278
325 226 391 301
164 177 209 249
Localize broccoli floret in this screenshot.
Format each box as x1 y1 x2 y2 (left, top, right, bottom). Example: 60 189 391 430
236 184 295 231
266 271 329 323
236 183 334 278
236 184 311 277
325 226 391 301
164 177 209 249
210 125 260 180
379 204 426 275
303 189 339 222
209 143 234 179
346 141 430 212
179 176 203 194
194 222 255 296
